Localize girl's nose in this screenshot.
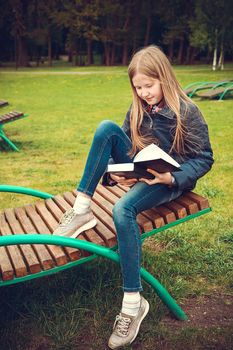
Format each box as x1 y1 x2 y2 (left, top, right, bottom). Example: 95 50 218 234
141 90 149 98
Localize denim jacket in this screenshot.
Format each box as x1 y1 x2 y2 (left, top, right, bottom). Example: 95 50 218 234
103 100 214 192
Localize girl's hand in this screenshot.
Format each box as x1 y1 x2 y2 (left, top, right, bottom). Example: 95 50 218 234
110 173 138 187
139 169 173 186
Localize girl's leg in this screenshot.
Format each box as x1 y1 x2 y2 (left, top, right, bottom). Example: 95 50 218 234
53 120 132 237
77 120 132 197
108 182 183 349
112 182 183 292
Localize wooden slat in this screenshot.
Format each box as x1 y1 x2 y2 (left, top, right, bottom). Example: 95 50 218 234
176 195 199 215
106 185 127 198
14 207 54 270
52 194 71 212
4 209 41 274
185 192 209 210
165 201 187 219
0 100 8 108
153 206 176 224
0 111 24 124
0 214 27 278
0 246 14 281
140 208 165 228
24 204 68 266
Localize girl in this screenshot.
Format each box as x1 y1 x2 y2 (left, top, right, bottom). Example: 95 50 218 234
53 45 214 349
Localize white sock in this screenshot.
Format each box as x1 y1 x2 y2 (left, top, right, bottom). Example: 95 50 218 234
121 292 141 317
73 194 91 214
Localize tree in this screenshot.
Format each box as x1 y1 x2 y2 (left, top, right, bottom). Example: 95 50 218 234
10 0 30 67
189 0 233 70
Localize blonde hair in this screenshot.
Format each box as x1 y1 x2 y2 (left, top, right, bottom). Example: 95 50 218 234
128 45 194 157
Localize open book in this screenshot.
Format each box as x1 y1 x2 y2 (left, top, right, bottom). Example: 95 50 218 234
107 143 181 179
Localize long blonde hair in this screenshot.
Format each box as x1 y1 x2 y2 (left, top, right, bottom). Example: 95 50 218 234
128 45 194 157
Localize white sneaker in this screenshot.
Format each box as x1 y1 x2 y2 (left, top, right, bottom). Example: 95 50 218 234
108 296 149 349
53 208 97 238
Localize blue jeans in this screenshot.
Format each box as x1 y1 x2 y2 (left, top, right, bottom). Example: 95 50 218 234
78 120 183 292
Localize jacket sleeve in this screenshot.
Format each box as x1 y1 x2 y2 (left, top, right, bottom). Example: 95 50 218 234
172 105 214 191
121 108 131 139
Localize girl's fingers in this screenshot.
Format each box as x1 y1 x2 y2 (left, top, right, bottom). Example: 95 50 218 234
147 168 160 177
139 177 159 185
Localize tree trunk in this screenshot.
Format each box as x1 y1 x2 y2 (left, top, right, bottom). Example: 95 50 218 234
212 29 218 71
122 41 128 65
87 38 93 65
218 41 224 70
104 43 111 66
168 41 174 62
177 37 184 64
48 32 52 67
144 14 151 46
17 36 30 67
212 48 217 71
110 43 115 65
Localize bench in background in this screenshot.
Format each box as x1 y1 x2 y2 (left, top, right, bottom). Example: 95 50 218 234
0 111 28 151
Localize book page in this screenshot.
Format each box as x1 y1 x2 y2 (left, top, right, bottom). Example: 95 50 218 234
134 144 180 168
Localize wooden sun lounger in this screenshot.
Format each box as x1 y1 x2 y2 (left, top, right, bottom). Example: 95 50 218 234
0 100 9 108
197 83 233 100
0 111 28 151
184 81 230 98
0 184 211 321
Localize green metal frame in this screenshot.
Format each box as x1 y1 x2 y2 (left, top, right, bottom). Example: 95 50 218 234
0 185 212 320
188 81 229 98
219 83 233 100
0 113 28 151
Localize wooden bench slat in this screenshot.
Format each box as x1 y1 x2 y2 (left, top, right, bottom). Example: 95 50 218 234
139 208 165 228
24 204 68 266
0 111 24 124
175 195 199 214
0 100 9 108
14 207 54 270
164 201 187 219
0 246 14 281
106 185 127 198
52 194 71 212
185 192 209 210
0 214 27 278
4 209 41 274
154 206 177 224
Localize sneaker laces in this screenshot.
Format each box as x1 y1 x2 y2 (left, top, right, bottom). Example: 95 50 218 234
113 314 132 337
59 209 76 228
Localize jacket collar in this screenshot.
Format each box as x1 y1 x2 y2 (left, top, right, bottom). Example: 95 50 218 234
144 98 188 120
144 99 176 119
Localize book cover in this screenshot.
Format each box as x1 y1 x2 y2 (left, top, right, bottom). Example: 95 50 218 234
107 143 181 179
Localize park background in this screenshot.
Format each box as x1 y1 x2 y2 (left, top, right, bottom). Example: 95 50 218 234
0 1 233 349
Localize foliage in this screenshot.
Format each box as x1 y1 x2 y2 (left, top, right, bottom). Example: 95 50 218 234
1 0 233 66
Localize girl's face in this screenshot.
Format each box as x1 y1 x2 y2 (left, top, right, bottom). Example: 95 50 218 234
132 73 163 105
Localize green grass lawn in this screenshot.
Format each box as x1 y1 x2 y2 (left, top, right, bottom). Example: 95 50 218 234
0 66 232 349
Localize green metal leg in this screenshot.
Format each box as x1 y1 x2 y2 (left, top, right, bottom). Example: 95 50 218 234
0 234 188 321
0 128 19 151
